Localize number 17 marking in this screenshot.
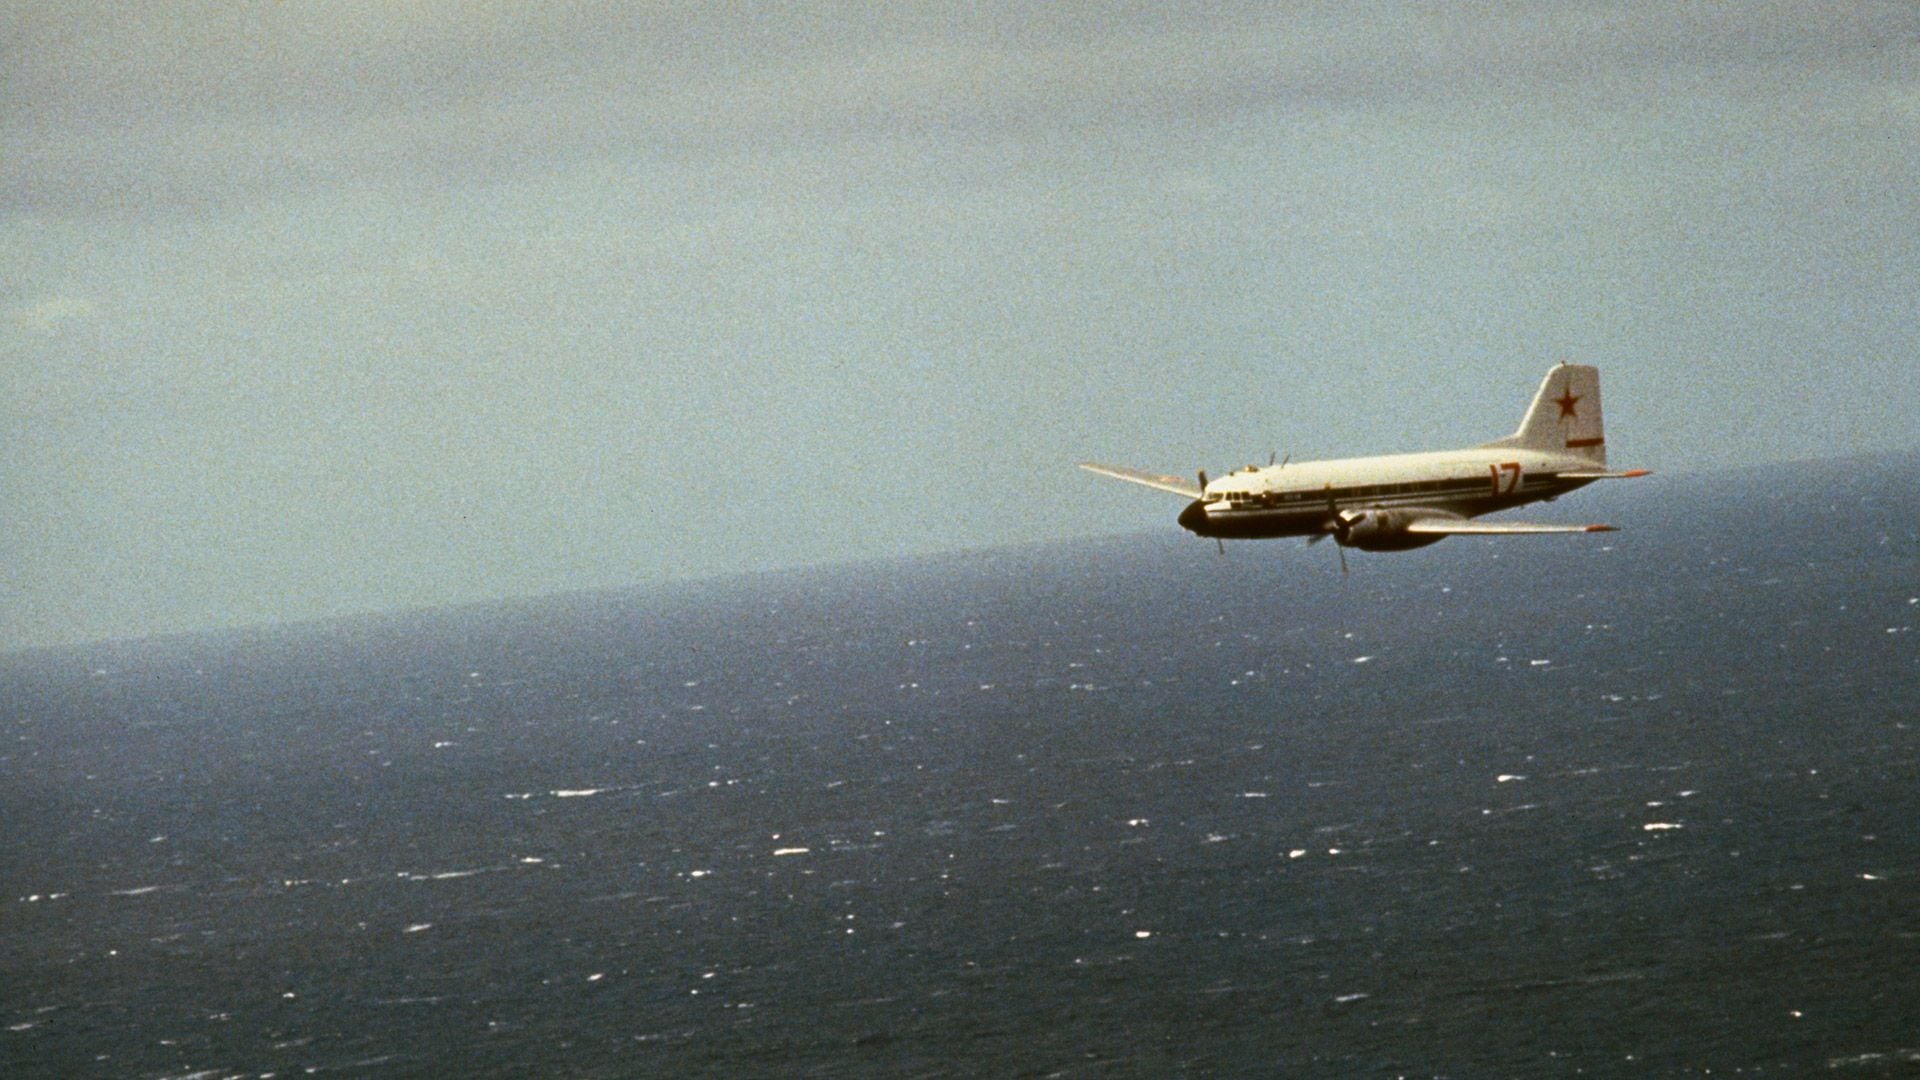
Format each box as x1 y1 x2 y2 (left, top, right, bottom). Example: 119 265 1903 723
1490 461 1522 494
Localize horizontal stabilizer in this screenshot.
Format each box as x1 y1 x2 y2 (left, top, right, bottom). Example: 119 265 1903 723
1079 462 1201 499
1560 468 1651 479
1405 519 1616 536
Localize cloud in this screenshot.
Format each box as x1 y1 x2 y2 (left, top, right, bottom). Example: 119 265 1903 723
6 293 96 334
8 3 1915 217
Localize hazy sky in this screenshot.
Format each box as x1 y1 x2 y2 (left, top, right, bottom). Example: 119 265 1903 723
5 2 1918 650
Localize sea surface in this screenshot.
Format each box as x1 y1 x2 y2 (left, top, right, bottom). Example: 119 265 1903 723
4 455 1918 1078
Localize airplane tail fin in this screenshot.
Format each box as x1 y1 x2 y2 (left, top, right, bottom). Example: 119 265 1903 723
1481 363 1606 465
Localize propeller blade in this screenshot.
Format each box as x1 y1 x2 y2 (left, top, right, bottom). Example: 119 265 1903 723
1322 483 1351 575
1322 484 1349 541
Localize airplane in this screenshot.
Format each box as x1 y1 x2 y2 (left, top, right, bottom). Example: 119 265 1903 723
1080 363 1648 570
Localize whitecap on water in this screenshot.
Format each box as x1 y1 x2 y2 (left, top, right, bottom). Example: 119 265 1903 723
1828 1049 1920 1068
398 868 471 882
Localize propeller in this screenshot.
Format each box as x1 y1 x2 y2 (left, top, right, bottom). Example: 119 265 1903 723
1195 470 1226 556
1318 483 1350 576
1176 469 1225 554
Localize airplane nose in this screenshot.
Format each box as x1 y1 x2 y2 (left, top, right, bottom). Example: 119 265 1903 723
1177 499 1208 534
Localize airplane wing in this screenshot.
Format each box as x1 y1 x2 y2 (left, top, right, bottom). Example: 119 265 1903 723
1405 518 1616 535
1078 462 1202 499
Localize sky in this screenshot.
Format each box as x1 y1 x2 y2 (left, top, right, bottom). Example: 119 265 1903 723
4 2 1918 651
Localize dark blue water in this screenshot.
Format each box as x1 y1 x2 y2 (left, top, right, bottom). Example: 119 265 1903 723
5 455 1918 1077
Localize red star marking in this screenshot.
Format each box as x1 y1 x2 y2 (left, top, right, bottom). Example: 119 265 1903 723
1554 385 1581 419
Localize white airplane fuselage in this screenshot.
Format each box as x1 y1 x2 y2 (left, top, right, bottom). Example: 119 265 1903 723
1083 363 1645 556
1178 447 1604 547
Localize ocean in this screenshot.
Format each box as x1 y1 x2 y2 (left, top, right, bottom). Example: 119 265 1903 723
4 454 1917 1077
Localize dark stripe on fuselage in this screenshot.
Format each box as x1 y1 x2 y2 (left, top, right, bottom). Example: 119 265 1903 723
1211 475 1531 509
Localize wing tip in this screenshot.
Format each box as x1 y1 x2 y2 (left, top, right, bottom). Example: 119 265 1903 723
1584 524 1618 533
1078 461 1201 498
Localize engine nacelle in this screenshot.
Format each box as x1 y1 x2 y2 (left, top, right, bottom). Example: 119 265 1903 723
1335 508 1448 551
